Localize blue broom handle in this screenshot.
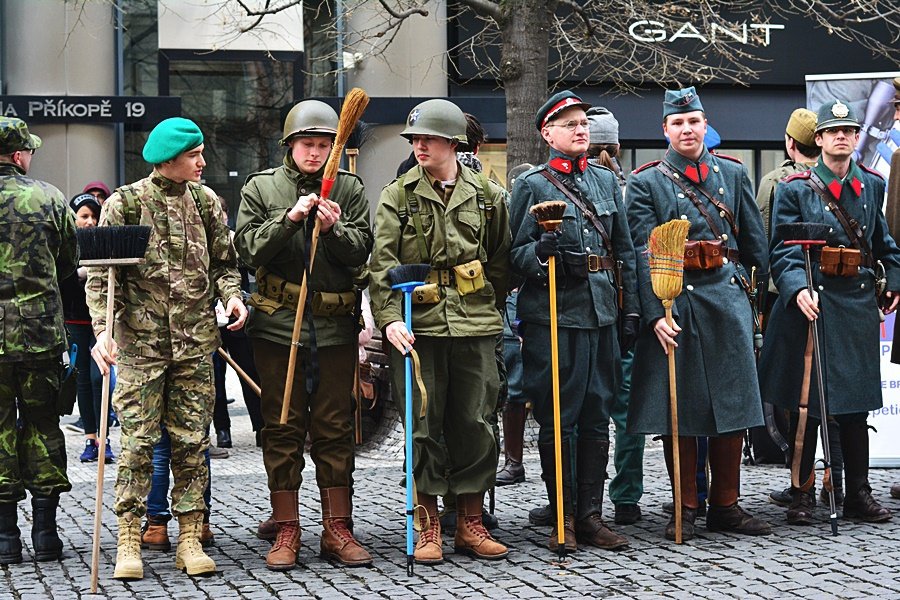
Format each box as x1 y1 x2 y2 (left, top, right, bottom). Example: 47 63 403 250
404 291 414 559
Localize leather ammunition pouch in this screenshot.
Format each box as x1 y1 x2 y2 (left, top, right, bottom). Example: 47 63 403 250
560 251 614 279
683 240 739 271
818 246 861 278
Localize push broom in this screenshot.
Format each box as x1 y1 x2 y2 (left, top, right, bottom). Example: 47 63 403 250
77 224 151 592
648 219 691 544
281 88 370 424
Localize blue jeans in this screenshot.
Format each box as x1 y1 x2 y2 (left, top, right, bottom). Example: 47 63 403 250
146 427 212 517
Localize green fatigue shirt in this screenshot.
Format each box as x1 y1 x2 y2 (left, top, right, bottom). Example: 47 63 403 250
234 155 372 348
756 159 815 238
369 162 511 336
0 163 78 361
85 171 242 360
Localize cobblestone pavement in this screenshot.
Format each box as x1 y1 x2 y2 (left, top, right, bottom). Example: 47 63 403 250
4 369 900 600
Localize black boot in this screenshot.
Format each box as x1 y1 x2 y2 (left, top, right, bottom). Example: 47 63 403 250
31 496 63 561
0 503 22 565
496 403 528 486
575 439 628 550
841 420 892 523
538 440 576 553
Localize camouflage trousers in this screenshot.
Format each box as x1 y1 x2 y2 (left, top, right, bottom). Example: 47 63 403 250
0 357 71 503
113 353 213 517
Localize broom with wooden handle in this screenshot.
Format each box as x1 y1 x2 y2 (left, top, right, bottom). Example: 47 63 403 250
280 88 370 424
77 224 151 592
528 200 568 561
648 219 691 544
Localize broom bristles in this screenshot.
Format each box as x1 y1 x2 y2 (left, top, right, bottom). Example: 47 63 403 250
388 263 431 286
529 201 567 232
323 88 370 182
77 225 151 261
648 219 691 303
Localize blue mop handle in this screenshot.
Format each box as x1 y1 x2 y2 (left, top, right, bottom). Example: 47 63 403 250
404 289 414 563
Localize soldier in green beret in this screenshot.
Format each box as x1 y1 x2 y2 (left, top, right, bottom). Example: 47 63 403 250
0 117 78 564
761 99 900 525
370 98 511 564
235 100 374 570
87 116 247 579
510 90 639 551
626 87 771 541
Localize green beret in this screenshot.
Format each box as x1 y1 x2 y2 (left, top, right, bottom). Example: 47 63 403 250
535 90 590 131
0 117 42 154
142 117 204 164
663 87 704 119
815 100 859 133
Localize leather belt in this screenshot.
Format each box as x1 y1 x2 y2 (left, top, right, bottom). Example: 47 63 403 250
587 254 615 272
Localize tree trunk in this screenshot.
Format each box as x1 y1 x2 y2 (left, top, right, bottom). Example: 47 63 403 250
499 0 556 169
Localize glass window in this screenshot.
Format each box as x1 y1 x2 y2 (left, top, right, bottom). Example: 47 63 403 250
759 149 786 182
477 143 508 187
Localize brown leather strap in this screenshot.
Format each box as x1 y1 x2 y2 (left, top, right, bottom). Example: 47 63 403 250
791 327 814 489
656 161 740 239
807 172 874 268
537 168 614 257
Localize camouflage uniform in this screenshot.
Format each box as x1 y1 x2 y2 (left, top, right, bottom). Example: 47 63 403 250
86 171 241 517
0 147 78 504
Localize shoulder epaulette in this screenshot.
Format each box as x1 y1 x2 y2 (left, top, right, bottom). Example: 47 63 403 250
336 168 364 184
587 162 613 173
859 164 885 182
714 153 743 164
632 160 661 175
243 167 279 184
783 171 812 183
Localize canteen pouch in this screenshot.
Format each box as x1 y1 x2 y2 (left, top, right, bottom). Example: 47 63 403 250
311 291 357 317
684 240 724 270
412 283 440 305
453 259 486 295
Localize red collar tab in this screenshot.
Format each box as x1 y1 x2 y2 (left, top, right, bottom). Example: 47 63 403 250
542 96 585 128
549 156 587 174
827 179 843 200
850 177 862 197
683 162 709 184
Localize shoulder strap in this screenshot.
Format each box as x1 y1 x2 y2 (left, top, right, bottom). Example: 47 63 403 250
807 172 873 260
657 161 739 238
117 185 141 226
537 168 614 257
188 182 215 254
655 162 726 239
398 173 430 262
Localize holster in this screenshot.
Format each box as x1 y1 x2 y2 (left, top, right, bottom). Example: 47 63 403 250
819 246 861 277
56 361 77 416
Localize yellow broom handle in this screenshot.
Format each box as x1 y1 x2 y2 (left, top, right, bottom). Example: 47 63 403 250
549 255 564 550
666 305 682 544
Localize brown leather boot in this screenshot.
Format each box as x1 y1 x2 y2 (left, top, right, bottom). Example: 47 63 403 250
706 435 772 535
841 421 892 523
414 494 442 565
575 439 628 550
266 491 301 571
320 487 372 567
200 512 214 548
454 493 508 560
548 514 577 553
539 440 577 553
891 483 900 500
496 403 528 486
257 515 277 541
662 436 700 541
140 514 171 551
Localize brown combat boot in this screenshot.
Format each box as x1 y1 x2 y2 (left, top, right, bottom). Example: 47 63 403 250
201 511 215 548
266 491 301 571
548 514 578 553
454 493 508 560
841 421 892 523
414 494 442 565
140 514 171 551
663 436 700 542
706 435 772 536
539 440 577 553
319 487 372 567
257 515 277 541
496 403 528 486
575 439 628 550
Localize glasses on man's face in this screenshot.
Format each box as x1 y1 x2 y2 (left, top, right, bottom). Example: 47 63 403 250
823 126 858 136
550 119 590 132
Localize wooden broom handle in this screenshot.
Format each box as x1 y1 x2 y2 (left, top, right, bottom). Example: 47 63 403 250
217 347 261 398
665 305 682 545
548 255 565 553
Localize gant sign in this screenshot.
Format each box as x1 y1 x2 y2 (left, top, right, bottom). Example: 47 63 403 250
628 19 785 46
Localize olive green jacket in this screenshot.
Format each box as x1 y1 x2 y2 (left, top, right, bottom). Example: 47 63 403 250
369 163 510 336
235 157 372 348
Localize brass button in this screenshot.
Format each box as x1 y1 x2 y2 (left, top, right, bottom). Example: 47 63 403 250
721 234 729 241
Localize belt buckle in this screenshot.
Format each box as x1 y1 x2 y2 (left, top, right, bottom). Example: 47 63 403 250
440 270 452 286
587 254 601 272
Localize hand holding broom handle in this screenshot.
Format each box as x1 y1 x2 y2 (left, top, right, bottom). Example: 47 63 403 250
529 201 567 561
281 88 370 424
648 219 691 544
777 221 838 536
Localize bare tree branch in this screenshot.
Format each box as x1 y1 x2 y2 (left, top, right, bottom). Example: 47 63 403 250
376 0 429 19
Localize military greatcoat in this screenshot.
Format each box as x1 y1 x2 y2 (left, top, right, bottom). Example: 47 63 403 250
626 147 768 436
760 161 900 417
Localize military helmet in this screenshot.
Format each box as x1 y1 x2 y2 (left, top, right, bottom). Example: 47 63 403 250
400 99 467 143
280 100 339 145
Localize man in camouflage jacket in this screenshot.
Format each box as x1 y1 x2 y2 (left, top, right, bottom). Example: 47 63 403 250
87 117 246 579
0 117 77 564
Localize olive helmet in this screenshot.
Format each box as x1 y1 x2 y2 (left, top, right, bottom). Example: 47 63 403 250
400 99 467 144
280 100 339 145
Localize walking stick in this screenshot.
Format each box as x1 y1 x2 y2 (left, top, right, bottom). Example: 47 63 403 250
280 88 369 424
216 347 262 398
388 263 431 576
777 221 838 536
648 219 691 544
529 201 567 561
77 225 151 592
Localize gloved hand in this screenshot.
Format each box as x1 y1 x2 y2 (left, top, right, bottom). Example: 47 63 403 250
619 314 641 356
535 230 561 263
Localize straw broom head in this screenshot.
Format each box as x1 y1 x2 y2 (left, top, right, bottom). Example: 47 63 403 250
529 200 567 232
648 219 691 308
323 88 370 182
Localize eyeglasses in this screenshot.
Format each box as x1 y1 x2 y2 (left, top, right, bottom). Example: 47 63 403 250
549 119 590 132
822 126 858 136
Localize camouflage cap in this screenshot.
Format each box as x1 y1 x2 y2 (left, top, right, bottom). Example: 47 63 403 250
0 117 42 154
785 108 817 147
815 99 859 133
